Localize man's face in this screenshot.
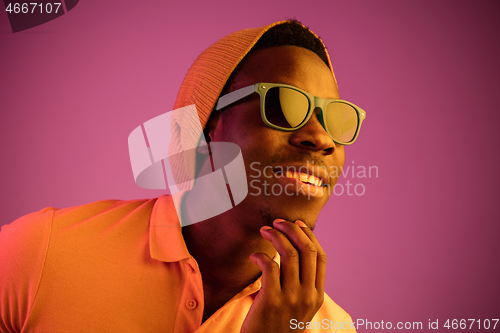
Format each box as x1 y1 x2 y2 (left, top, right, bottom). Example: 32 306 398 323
207 45 345 229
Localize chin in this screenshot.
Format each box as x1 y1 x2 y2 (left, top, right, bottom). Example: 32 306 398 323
257 196 324 229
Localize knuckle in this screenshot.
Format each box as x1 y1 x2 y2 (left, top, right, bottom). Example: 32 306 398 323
283 292 305 310
303 244 317 256
284 248 299 261
301 294 316 308
317 252 327 264
284 292 299 305
302 293 324 313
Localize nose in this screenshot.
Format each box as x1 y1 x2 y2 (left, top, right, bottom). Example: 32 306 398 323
289 108 335 154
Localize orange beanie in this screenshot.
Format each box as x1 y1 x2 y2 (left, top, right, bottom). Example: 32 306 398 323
173 20 337 130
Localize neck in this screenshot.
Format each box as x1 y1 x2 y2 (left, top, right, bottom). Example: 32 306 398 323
181 209 275 293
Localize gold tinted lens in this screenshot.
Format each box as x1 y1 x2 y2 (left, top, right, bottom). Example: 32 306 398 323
265 87 309 128
325 102 359 143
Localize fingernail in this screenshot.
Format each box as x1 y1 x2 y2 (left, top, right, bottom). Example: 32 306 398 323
273 219 286 223
261 226 273 231
295 220 307 228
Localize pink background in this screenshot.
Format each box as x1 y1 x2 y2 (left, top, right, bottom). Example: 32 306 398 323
1 0 499 331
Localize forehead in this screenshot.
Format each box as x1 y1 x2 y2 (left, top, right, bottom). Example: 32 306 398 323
232 45 339 99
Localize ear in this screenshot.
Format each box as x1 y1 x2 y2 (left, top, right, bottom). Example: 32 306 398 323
197 111 221 155
203 111 222 144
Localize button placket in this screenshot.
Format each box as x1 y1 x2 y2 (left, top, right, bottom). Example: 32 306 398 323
186 298 197 309
184 260 200 311
174 258 204 333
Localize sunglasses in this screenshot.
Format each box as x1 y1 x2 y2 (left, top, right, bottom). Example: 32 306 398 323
215 82 366 145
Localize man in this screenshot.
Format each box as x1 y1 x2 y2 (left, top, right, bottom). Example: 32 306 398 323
0 20 364 332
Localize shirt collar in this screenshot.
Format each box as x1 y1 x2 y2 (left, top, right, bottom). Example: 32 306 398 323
149 194 191 262
149 194 281 268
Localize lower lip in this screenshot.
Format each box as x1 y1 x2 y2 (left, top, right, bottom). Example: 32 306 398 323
273 173 326 198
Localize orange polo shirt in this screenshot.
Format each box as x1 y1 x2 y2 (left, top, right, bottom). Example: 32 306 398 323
0 196 355 332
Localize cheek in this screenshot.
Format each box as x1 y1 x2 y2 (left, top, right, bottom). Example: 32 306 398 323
214 115 281 179
218 106 277 149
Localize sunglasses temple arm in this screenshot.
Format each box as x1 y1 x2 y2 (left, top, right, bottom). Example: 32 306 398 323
215 85 256 110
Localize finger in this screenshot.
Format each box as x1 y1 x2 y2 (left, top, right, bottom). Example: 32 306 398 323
260 224 300 291
294 220 327 293
249 251 281 292
271 220 318 289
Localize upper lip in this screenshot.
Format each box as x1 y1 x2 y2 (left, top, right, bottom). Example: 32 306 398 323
273 163 330 187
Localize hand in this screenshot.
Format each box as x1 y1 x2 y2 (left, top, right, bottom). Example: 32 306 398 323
241 219 327 333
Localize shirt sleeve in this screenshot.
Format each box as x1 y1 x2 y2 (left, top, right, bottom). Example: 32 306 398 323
0 208 54 333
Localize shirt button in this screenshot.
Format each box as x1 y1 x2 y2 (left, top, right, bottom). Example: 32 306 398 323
186 299 197 309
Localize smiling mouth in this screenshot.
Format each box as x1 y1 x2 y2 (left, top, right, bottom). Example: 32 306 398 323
274 170 325 187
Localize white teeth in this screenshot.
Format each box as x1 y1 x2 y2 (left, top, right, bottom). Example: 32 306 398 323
279 171 323 187
299 173 309 183
311 175 323 186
